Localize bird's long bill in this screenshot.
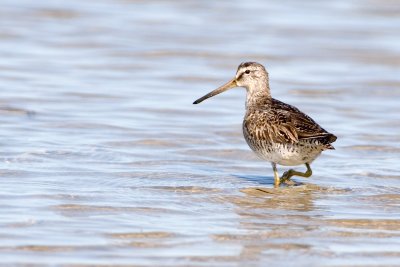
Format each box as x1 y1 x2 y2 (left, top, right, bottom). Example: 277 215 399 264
193 78 237 104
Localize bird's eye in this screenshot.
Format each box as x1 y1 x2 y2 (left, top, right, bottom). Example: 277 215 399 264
245 70 250 74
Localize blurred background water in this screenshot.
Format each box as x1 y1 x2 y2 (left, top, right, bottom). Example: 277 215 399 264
0 0 400 266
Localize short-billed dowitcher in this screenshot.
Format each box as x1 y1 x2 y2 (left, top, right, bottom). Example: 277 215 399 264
193 62 336 186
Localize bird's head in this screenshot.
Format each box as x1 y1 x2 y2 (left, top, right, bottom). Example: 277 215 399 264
193 62 270 104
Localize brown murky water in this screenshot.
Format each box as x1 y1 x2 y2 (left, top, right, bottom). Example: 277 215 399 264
1 0 400 266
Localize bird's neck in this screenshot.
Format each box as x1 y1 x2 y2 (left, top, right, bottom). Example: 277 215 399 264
245 84 271 109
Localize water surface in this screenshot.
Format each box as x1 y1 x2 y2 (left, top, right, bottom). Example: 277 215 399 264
0 0 400 266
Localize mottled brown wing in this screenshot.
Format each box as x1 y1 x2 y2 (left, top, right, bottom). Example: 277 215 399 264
244 108 299 144
244 98 336 146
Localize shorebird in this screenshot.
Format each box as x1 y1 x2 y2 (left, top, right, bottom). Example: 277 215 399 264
193 62 336 186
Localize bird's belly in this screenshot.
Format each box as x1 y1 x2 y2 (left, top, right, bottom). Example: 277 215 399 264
245 139 322 166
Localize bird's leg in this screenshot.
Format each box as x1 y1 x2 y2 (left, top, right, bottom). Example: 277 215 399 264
280 163 312 183
271 162 280 187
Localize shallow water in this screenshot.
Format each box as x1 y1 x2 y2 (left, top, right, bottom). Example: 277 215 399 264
1 0 400 266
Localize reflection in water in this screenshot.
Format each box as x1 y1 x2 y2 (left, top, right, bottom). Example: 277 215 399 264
239 185 316 212
218 184 318 261
217 184 400 263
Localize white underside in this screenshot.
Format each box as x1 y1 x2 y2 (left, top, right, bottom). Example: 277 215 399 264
249 142 323 166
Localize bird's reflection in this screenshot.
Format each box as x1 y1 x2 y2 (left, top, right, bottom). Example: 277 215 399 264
238 184 315 212
218 181 323 261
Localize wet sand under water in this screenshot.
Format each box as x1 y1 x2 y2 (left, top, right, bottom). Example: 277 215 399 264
1 0 400 266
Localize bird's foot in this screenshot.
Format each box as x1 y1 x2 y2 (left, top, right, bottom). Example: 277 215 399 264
280 169 294 184
280 164 313 184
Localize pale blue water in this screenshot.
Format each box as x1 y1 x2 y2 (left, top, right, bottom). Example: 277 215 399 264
0 0 400 266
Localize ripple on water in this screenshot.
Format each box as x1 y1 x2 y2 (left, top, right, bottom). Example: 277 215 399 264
52 204 184 217
0 106 35 116
134 185 222 194
345 145 400 153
